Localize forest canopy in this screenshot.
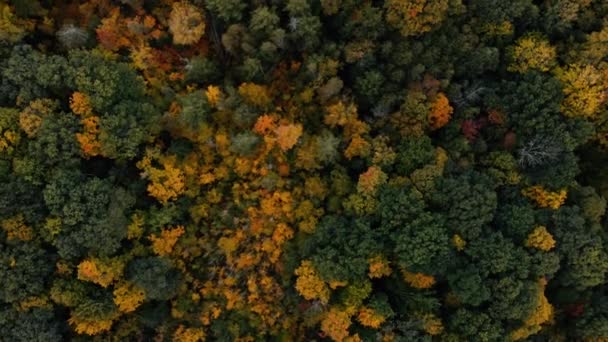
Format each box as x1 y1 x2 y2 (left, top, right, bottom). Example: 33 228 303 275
1 0 608 341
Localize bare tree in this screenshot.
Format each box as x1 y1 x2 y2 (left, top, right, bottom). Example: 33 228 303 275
517 136 562 168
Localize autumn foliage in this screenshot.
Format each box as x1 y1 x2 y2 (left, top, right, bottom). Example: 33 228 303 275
1 1 608 341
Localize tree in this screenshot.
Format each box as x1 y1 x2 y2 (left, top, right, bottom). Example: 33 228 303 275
385 0 450 37
168 2 206 45
507 34 556 73
127 257 181 301
431 172 497 240
0 241 54 303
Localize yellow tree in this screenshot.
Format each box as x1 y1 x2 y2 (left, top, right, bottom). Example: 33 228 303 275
526 226 556 251
508 34 557 73
137 149 186 204
77 257 125 288
168 1 206 45
294 260 330 303
555 63 607 119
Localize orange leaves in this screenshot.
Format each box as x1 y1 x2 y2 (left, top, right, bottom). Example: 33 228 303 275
260 191 294 218
77 258 124 288
428 93 453 130
149 226 185 256
294 260 330 303
253 115 278 135
76 116 102 157
70 92 93 116
357 307 386 329
275 123 303 151
344 135 371 160
239 83 272 107
357 166 388 195
168 1 206 45
324 101 371 159
321 308 352 342
368 256 392 279
525 226 556 251
71 92 102 157
96 8 130 51
522 186 567 209
1 214 33 241
421 314 444 335
402 270 435 289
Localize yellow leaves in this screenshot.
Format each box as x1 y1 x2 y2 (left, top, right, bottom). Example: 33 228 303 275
511 278 553 340
325 101 358 127
0 129 19 153
18 296 51 311
1 214 34 241
522 186 567 209
556 64 607 119
70 92 93 117
321 308 352 342
368 256 392 279
19 110 42 138
324 101 371 159
127 213 144 240
260 191 293 218
137 150 186 204
526 226 556 251
275 123 303 151
428 93 453 130
508 35 557 73
421 314 444 335
68 315 114 336
402 270 435 289
130 44 154 71
0 4 26 43
18 99 54 138
113 282 146 313
294 260 330 303
168 1 205 45
357 166 388 195
218 235 240 256
357 307 386 329
239 83 272 107
77 257 124 288
173 325 206 342
344 135 371 160
452 234 466 251
149 226 185 256
205 85 222 107
272 223 294 245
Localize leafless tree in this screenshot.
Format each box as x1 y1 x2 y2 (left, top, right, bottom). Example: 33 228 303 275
517 136 562 168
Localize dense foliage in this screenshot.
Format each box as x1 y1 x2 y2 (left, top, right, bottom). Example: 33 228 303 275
1 0 608 341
